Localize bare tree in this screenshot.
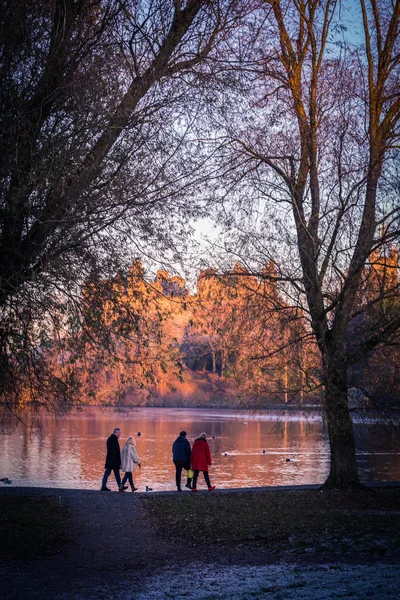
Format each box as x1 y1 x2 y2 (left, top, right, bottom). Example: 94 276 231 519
215 0 400 487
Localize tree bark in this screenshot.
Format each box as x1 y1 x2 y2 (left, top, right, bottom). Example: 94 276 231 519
322 344 361 489
221 348 226 379
211 349 216 374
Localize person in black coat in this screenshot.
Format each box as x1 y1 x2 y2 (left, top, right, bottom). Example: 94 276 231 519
101 428 125 491
172 430 192 491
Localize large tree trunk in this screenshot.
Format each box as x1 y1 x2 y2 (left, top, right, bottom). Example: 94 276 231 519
322 348 361 489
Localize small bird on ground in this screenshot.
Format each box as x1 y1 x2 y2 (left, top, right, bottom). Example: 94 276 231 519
145 485 153 492
0 478 12 484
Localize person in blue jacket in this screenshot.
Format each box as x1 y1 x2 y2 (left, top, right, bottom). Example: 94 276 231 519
172 430 192 491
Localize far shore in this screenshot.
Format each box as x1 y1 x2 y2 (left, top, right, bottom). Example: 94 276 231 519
3 402 400 412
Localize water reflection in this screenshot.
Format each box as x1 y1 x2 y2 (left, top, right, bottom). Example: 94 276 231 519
0 407 399 491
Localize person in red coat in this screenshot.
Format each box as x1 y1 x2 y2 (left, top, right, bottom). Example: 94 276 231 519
191 433 215 492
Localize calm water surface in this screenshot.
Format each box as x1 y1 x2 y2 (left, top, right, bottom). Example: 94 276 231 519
0 407 399 491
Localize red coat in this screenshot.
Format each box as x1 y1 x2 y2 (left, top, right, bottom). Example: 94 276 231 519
191 438 212 471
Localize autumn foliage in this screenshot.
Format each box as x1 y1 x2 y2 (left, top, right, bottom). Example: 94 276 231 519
47 244 396 408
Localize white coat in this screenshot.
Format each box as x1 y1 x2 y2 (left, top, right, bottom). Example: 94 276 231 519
121 443 141 473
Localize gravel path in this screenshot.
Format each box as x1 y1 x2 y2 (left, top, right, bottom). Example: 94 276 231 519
1 486 399 599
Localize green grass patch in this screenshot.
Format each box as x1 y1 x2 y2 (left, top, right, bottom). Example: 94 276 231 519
140 489 400 557
0 496 71 560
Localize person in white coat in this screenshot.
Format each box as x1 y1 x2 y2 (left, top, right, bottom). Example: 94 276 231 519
120 436 141 492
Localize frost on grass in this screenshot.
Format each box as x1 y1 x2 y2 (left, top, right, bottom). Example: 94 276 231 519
132 563 400 600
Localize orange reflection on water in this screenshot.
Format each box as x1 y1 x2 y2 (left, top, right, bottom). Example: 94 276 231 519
0 407 399 491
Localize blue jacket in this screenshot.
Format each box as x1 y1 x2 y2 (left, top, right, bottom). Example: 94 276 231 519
172 435 191 464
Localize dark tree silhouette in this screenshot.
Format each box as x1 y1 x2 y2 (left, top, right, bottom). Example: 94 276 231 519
0 0 246 411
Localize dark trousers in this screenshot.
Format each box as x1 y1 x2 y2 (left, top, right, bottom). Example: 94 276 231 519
121 472 134 486
192 470 211 489
102 467 121 488
174 462 192 489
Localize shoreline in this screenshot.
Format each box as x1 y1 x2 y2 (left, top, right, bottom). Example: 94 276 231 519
3 402 400 413
1 479 400 496
4 405 400 422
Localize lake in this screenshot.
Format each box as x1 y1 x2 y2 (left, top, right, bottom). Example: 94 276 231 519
0 407 399 491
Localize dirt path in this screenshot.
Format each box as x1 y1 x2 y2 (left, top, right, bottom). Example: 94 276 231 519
1 488 177 599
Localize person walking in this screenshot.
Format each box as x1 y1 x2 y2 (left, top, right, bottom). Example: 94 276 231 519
101 427 126 491
191 432 215 492
120 436 141 492
172 430 192 491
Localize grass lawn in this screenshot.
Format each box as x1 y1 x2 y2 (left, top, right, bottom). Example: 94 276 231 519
140 488 400 559
0 495 71 560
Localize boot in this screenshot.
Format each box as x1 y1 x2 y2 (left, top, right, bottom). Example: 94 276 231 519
130 482 138 492
119 484 126 492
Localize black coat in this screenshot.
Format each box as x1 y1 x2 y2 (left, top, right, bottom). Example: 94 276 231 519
104 433 121 470
172 435 191 464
